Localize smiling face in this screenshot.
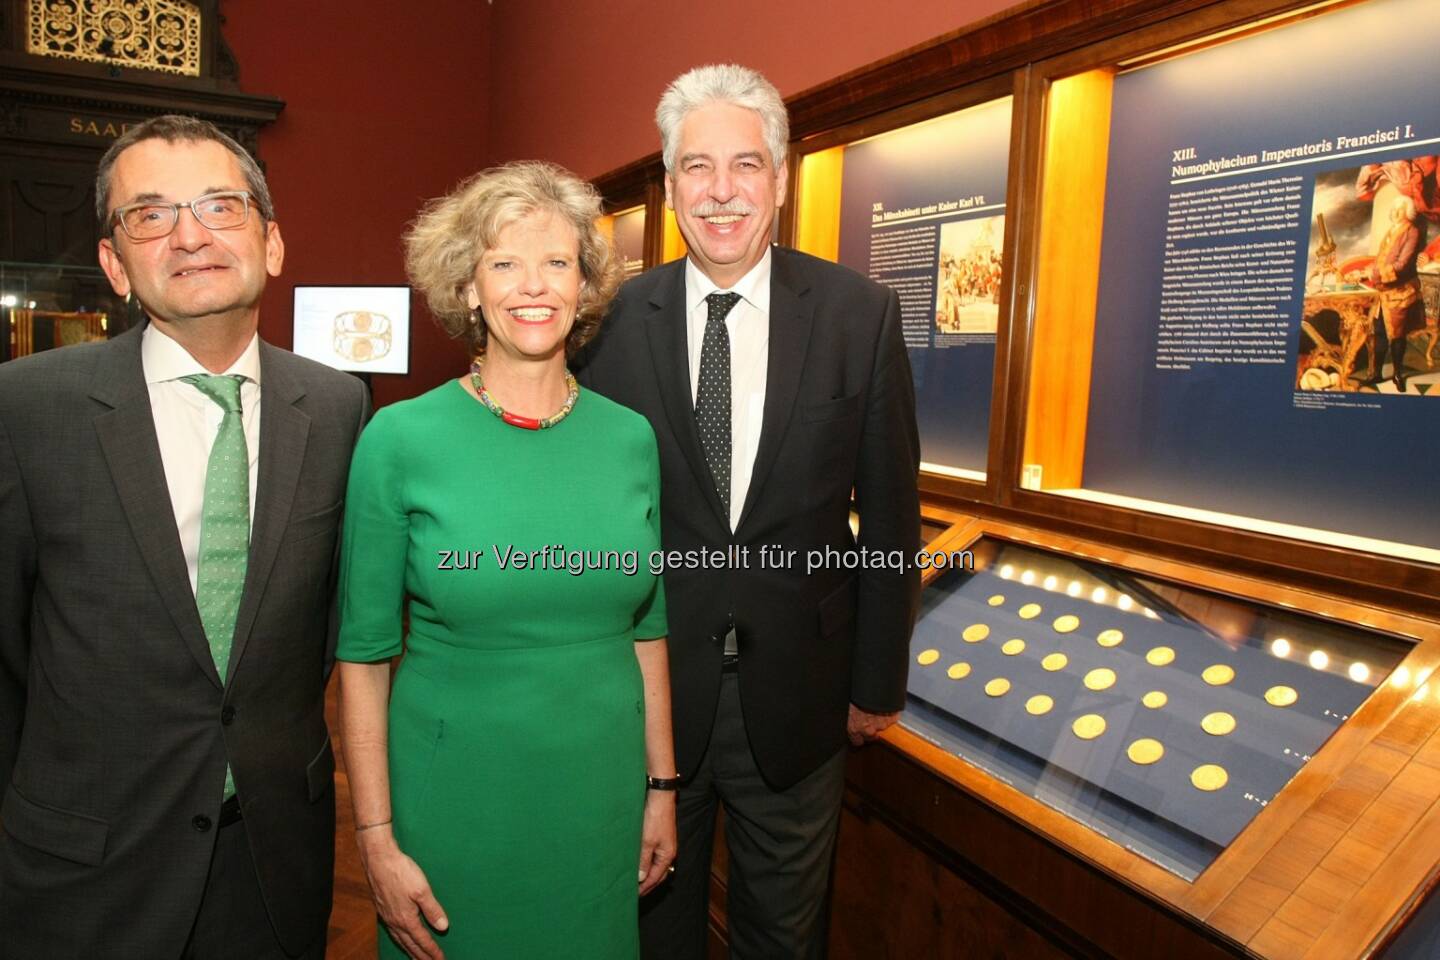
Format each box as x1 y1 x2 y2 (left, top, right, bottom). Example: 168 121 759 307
467 208 582 365
665 101 786 288
97 138 282 333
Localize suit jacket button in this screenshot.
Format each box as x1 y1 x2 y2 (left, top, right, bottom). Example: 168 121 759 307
221 706 236 726
192 814 213 832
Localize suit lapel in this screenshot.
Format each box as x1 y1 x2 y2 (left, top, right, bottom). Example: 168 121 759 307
227 343 309 681
91 326 221 688
737 250 813 532
645 263 730 528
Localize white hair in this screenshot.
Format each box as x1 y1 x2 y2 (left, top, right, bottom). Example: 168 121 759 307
655 64 789 174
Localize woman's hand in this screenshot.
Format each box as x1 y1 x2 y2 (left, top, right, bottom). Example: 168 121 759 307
356 827 450 960
637 788 678 895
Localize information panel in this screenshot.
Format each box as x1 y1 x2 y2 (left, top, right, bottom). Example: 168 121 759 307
1082 0 1440 552
838 99 1012 475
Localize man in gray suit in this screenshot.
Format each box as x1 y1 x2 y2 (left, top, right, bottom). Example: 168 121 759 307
0 115 367 959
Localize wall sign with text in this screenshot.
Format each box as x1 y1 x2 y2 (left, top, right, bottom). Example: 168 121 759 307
1083 0 1440 552
837 98 1013 476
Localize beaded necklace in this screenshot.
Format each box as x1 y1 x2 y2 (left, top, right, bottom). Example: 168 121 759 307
469 358 578 430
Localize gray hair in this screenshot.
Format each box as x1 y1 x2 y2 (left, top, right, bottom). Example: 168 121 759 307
655 64 789 174
95 114 275 228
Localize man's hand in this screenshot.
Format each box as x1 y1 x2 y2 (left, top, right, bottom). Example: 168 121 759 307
847 704 899 746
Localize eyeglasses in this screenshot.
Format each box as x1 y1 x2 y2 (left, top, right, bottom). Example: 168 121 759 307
111 191 254 240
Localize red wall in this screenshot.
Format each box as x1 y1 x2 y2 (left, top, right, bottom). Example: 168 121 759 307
487 0 1016 178
222 0 491 407
222 0 1015 406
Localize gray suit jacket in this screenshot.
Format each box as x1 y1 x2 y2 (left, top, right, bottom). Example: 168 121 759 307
0 323 368 958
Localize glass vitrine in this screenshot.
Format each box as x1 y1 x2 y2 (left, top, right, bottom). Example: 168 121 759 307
903 535 1410 880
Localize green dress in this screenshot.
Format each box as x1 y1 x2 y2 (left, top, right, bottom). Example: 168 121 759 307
337 381 666 959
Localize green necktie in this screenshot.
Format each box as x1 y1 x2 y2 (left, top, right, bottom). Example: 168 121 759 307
183 373 250 800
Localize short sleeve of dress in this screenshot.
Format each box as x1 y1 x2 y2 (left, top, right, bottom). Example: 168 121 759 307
336 407 409 662
632 424 668 641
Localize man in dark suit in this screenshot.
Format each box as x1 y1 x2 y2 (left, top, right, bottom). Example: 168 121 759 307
578 65 921 958
0 115 367 959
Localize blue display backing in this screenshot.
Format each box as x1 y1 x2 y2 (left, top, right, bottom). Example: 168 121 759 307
1082 0 1440 549
901 538 1405 878
907 571 1361 849
837 99 1012 472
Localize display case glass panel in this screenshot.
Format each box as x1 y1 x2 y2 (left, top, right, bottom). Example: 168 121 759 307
1 260 142 363
902 536 1411 880
795 97 1013 480
599 205 648 279
1023 0 1440 564
613 206 646 279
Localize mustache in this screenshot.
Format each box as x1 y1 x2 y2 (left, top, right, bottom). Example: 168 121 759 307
689 200 756 217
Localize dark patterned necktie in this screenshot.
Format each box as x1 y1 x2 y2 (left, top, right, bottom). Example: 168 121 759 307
696 292 741 518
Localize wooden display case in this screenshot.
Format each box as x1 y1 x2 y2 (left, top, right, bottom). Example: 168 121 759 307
588 0 1440 956
828 512 1440 958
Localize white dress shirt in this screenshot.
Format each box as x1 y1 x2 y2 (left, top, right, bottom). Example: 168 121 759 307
685 248 771 531
141 324 261 595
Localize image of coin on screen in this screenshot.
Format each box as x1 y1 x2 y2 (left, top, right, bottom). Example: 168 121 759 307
292 285 411 375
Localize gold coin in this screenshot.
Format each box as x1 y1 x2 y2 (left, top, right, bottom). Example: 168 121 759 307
917 648 941 666
1264 685 1298 707
1142 690 1168 709
1025 694 1054 716
1018 602 1042 620
1202 664 1236 686
963 623 990 643
987 594 1006 607
1041 653 1069 672
1053 614 1080 633
1072 714 1107 739
984 677 1011 697
1191 764 1229 791
1146 646 1175 666
1002 638 1026 656
1201 712 1236 736
1096 629 1124 648
1083 668 1117 691
947 662 972 680
1127 738 1164 765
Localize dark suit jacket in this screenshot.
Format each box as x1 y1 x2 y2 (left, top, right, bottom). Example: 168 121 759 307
578 247 921 789
0 323 368 958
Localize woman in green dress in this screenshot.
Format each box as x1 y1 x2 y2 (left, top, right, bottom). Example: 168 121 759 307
336 161 678 960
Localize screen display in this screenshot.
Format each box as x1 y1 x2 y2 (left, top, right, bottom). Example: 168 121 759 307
292 285 411 375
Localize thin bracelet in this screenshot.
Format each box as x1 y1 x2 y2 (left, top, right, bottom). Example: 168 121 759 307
646 775 682 791
355 817 393 832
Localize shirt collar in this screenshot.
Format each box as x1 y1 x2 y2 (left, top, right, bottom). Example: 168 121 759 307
142 323 262 386
684 245 773 317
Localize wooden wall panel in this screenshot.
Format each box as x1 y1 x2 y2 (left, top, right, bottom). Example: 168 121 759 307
829 792 1075 960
